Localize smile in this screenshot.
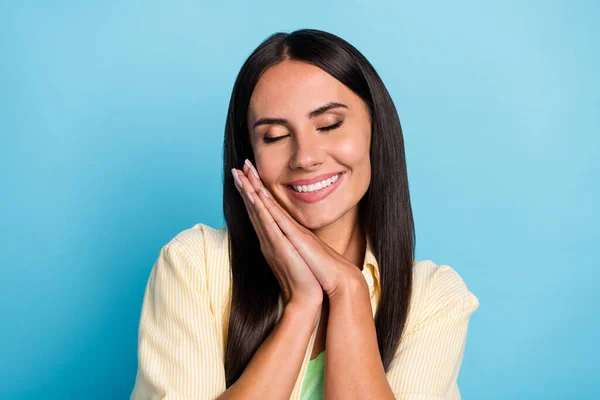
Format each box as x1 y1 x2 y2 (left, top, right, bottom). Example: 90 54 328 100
290 173 342 193
285 172 345 204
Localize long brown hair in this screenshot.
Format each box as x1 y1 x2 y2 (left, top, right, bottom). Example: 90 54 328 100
222 28 415 387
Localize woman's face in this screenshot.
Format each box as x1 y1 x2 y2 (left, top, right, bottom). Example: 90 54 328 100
247 60 372 230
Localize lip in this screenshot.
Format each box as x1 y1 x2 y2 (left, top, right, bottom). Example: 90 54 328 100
284 172 345 204
285 171 345 186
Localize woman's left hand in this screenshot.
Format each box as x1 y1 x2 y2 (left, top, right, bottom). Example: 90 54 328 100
237 159 364 300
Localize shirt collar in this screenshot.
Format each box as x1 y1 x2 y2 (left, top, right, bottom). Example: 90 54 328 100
363 235 381 288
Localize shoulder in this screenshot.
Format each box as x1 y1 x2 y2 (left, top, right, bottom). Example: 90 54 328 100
412 260 479 307
405 259 480 331
165 222 229 259
153 223 230 281
158 223 231 296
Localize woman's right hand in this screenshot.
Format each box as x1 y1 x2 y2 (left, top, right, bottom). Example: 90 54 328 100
232 165 323 310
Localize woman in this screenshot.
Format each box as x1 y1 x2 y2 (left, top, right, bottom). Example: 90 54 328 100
131 29 479 400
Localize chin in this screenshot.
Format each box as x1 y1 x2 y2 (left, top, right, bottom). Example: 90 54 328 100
293 208 346 231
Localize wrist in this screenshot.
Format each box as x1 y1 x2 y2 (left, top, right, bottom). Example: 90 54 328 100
285 299 322 327
328 268 369 305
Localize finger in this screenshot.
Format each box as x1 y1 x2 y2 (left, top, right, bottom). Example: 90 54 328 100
232 169 271 246
242 161 267 196
237 170 314 296
239 163 331 268
259 202 334 292
240 161 308 235
232 168 255 205
257 187 309 241
260 195 340 263
236 169 299 255
244 159 260 181
254 186 307 237
236 166 263 206
234 168 290 263
233 169 259 226
236 169 277 230
238 166 316 282
257 188 331 281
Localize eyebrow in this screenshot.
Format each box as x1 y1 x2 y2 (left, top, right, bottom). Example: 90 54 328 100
252 102 349 130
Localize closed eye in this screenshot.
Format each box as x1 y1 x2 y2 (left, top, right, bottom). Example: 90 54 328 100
262 120 344 144
262 135 289 144
318 120 344 132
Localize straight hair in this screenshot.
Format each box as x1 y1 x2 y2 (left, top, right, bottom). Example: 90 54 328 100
222 28 415 387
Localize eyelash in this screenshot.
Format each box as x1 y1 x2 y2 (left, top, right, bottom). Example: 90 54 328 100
262 120 344 144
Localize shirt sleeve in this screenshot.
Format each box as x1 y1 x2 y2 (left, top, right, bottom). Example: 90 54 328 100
386 265 480 400
130 238 226 400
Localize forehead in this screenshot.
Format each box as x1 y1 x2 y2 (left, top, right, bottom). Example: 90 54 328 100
248 60 354 122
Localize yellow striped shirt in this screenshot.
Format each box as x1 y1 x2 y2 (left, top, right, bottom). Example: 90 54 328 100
130 222 480 399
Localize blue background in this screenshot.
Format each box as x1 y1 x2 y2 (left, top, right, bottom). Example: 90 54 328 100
1 1 598 399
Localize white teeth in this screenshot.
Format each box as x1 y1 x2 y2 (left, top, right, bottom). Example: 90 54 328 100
292 173 341 193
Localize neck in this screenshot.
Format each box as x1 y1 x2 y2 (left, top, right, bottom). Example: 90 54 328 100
310 206 366 270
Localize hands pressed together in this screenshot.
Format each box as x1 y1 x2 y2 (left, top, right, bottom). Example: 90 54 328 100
231 159 364 308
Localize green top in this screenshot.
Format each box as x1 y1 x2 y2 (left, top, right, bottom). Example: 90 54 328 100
300 351 326 400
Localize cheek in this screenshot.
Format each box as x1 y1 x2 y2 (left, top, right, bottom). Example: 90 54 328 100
255 151 285 188
334 134 370 167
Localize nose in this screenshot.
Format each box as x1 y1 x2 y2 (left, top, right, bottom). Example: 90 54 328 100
289 132 325 171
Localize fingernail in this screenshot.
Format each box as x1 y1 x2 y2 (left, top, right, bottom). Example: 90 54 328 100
231 169 242 190
245 159 260 179
245 191 255 204
260 187 270 198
